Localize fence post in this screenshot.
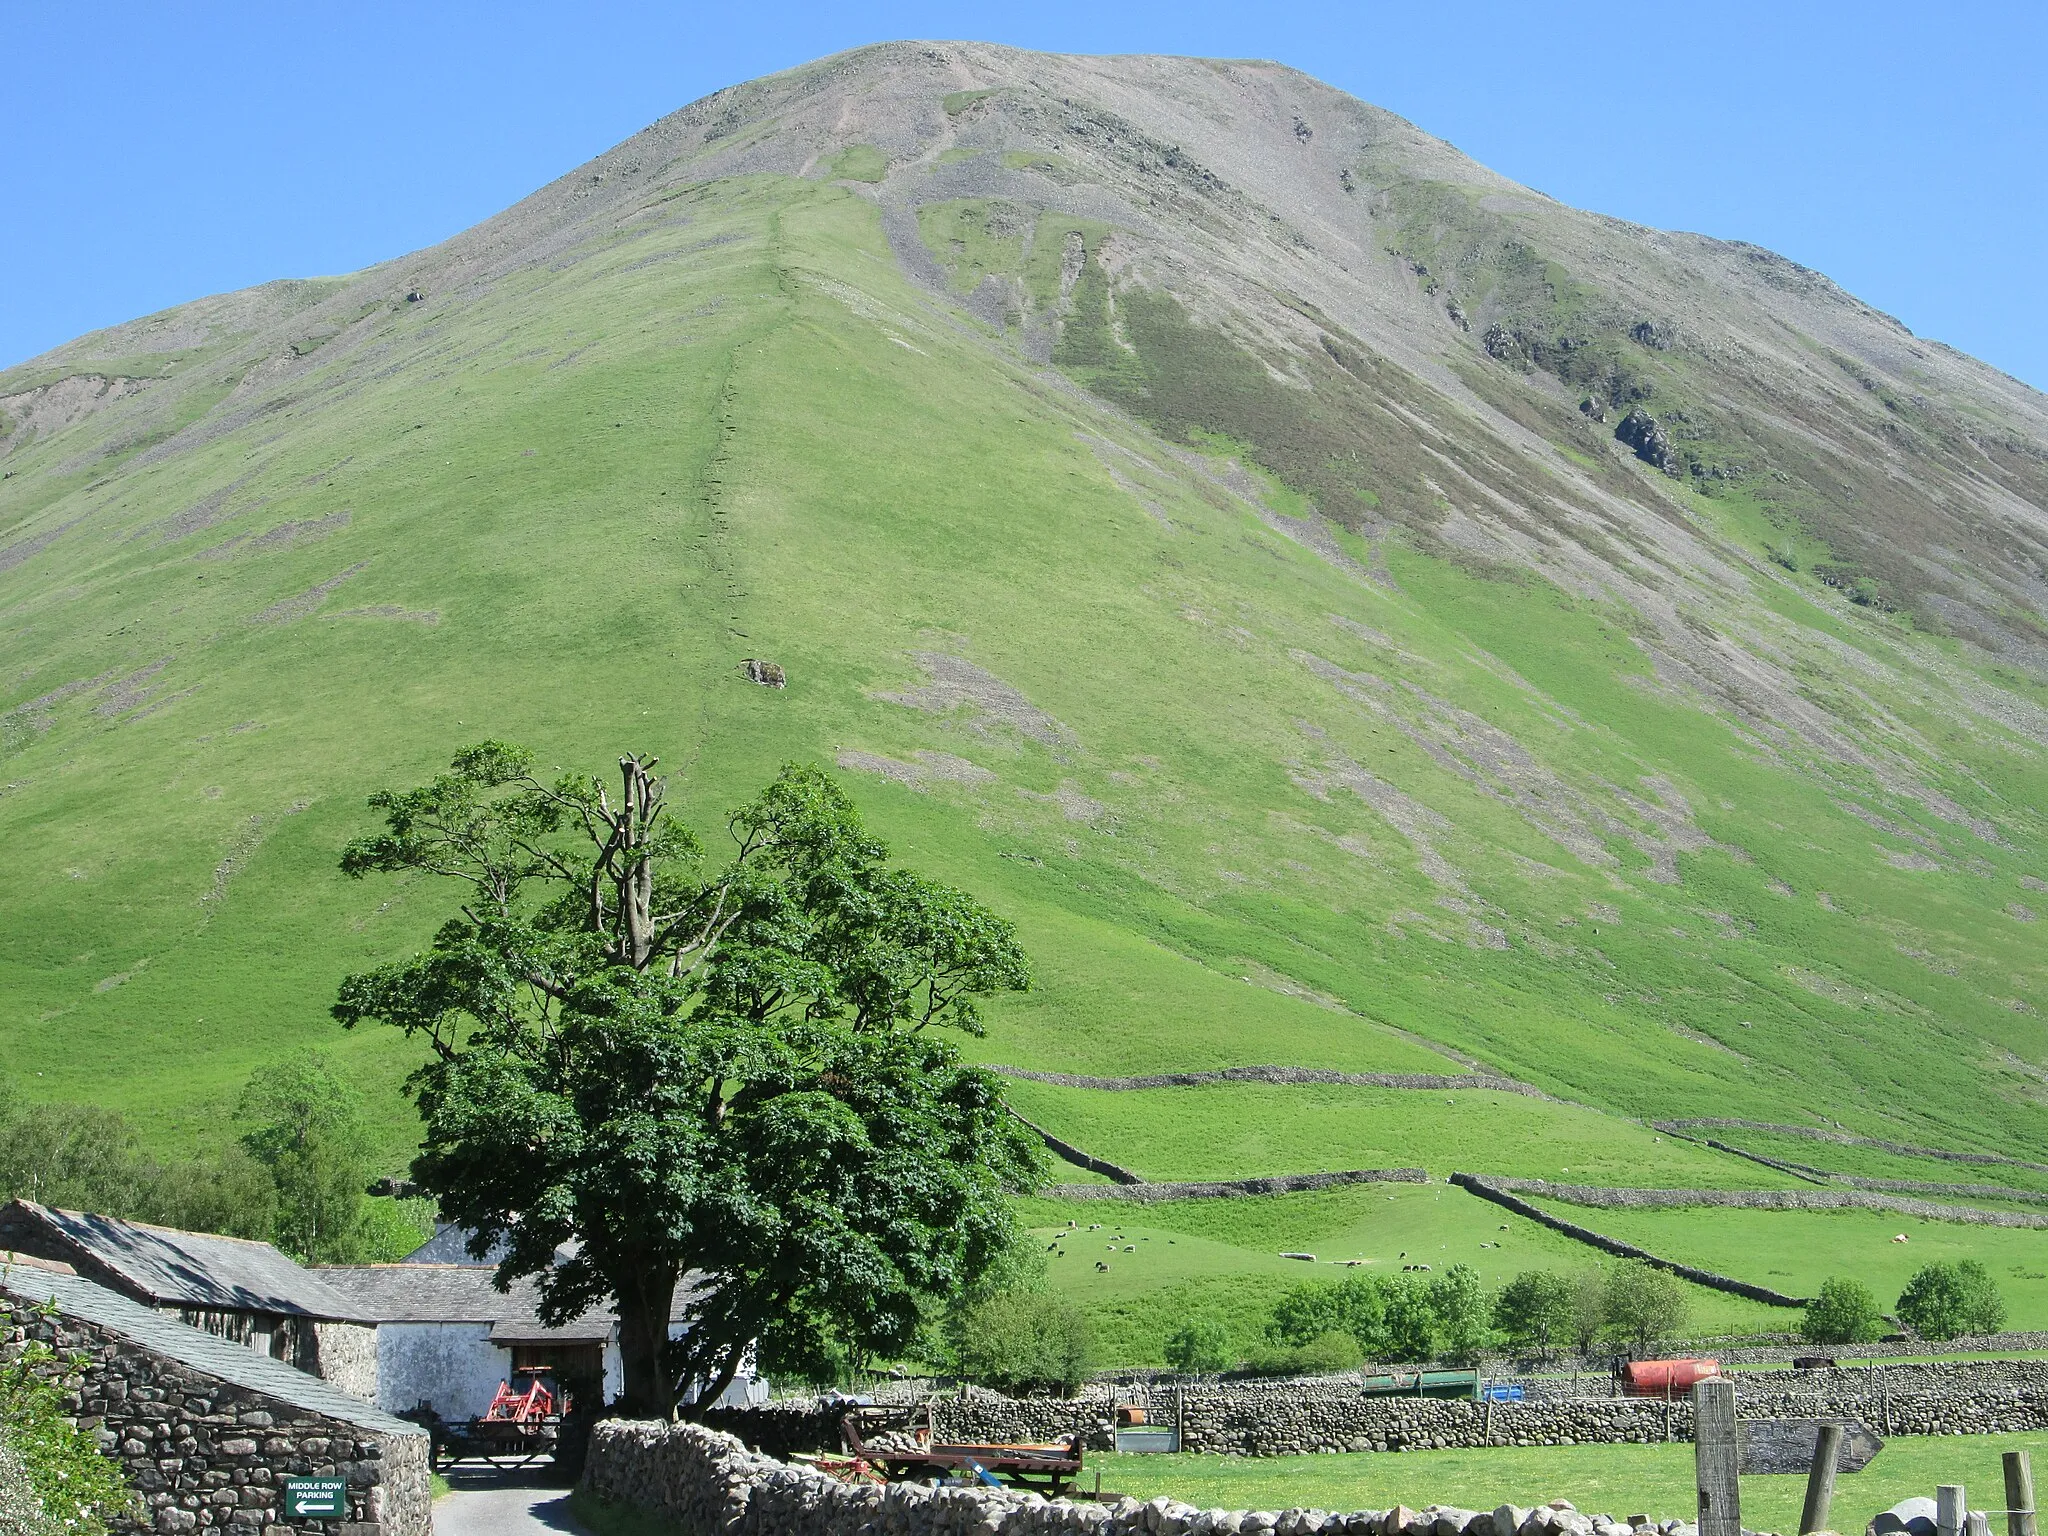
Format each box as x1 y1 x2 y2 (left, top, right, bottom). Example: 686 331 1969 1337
1799 1423 1844 1535
1694 1379 1740 1536
1938 1485 1968 1536
2006 1450 2037 1536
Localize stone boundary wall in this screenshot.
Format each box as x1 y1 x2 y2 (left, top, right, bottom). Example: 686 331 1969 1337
1449 1177 1806 1306
1487 1176 2048 1230
583 1419 1698 1536
1 1282 429 1536
996 1067 1551 1100
1651 1122 2048 1177
1047 1170 1427 1203
709 1373 2048 1462
1009 1110 1144 1185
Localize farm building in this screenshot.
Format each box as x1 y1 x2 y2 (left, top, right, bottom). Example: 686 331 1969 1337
318 1230 767 1419
0 1198 378 1398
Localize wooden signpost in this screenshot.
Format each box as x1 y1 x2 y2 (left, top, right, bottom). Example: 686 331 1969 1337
1740 1417 1884 1476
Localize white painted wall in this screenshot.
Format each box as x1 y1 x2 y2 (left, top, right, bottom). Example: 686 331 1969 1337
374 1322 511 1421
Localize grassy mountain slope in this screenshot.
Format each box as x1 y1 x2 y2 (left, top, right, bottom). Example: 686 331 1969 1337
4 42 2046 1350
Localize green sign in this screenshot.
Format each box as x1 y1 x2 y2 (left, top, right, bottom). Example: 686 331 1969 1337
284 1479 346 1519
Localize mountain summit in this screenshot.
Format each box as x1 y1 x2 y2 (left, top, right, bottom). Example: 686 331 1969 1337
3 43 2045 1199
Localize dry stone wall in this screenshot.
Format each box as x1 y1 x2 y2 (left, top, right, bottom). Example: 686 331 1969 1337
708 1367 2048 1461
1 1276 429 1536
584 1420 1702 1536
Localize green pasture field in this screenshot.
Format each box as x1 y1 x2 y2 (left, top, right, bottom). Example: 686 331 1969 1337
0 153 2044 1332
1003 1082 1802 1188
1692 1129 2048 1199
1015 1184 1784 1363
1524 1199 2048 1327
1096 1434 2048 1533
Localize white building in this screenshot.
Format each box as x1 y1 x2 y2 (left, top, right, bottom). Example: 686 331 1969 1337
319 1236 765 1419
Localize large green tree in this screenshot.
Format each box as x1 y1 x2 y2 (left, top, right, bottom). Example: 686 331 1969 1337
333 745 1040 1415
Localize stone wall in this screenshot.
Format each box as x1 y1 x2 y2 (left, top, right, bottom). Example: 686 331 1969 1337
1482 1177 2048 1231
583 1419 1699 1536
709 1366 2048 1460
1 1282 430 1536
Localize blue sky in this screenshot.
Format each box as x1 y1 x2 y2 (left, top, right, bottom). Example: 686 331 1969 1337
8 2 2045 391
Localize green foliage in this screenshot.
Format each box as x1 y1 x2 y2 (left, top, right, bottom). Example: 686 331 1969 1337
238 1052 377 1263
1493 1269 1577 1357
949 1290 1091 1395
1571 1267 1608 1354
0 1308 134 1536
1602 1262 1690 1353
1896 1260 2006 1341
0 1084 275 1240
335 746 1039 1412
1801 1277 1886 1345
1268 1272 1386 1349
1426 1266 1491 1363
1164 1315 1234 1375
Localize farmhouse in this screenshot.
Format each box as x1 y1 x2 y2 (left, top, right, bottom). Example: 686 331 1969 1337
0 1198 377 1399
318 1230 768 1420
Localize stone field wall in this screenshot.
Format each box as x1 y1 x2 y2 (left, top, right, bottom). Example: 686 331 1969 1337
705 1365 2048 1460
584 1420 1698 1536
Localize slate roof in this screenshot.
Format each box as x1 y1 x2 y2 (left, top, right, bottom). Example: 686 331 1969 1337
0 1264 420 1437
399 1223 509 1266
0 1201 374 1323
317 1262 705 1342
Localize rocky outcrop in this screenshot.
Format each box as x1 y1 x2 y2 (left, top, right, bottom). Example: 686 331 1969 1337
1615 409 1682 476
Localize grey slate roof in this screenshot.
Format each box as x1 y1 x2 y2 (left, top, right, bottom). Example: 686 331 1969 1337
0 1264 420 1438
317 1262 705 1341
4 1202 373 1322
399 1223 509 1267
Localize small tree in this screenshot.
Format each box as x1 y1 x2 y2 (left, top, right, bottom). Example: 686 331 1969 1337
1570 1267 1607 1356
1165 1316 1233 1375
335 746 1039 1415
1269 1274 1386 1356
1380 1279 1440 1363
1801 1277 1885 1345
1897 1260 2005 1341
950 1291 1091 1395
1428 1264 1491 1363
1494 1270 1575 1358
1603 1261 1689 1354
238 1052 376 1263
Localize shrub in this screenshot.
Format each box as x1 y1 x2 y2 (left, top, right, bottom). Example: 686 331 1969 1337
1379 1280 1440 1363
1897 1261 2005 1341
1494 1270 1576 1357
1241 1330 1363 1378
1427 1265 1491 1363
1164 1315 1234 1376
1603 1262 1689 1353
0 1308 134 1536
1268 1274 1385 1352
949 1291 1090 1396
1802 1277 1886 1345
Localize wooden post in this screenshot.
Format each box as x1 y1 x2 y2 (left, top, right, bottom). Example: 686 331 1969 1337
2005 1450 2037 1536
1799 1422 1844 1535
1938 1485 1968 1536
1694 1379 1741 1536
1175 1383 1185 1454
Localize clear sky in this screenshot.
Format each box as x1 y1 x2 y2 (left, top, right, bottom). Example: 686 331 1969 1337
8 1 2045 391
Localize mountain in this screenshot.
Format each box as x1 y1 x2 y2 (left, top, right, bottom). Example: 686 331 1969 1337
5 42 2047 1354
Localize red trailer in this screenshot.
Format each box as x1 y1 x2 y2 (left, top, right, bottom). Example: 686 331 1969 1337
1621 1358 1722 1397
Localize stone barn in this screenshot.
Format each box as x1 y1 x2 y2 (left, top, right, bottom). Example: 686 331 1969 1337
0 1256 429 1536
0 1200 377 1400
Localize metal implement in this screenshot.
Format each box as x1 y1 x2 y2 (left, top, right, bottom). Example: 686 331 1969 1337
1358 1369 1481 1399
1739 1418 1882 1476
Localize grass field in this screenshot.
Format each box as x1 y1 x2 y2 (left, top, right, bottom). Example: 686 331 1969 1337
1525 1199 2048 1330
1096 1434 2048 1531
1015 1185 1786 1362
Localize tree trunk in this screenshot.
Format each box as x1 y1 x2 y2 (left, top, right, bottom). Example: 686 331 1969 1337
613 1263 680 1418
